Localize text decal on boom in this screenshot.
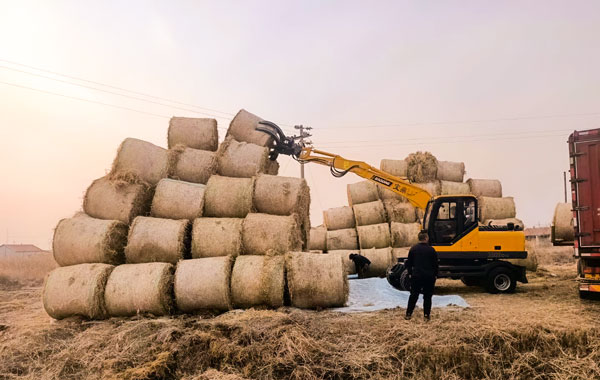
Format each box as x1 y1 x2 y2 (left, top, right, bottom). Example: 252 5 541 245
372 176 392 186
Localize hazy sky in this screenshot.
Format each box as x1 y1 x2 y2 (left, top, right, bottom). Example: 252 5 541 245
1 1 599 249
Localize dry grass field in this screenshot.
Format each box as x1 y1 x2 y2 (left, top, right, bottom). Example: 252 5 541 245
1 242 599 379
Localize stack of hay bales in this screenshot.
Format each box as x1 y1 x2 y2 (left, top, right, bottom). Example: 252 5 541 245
44 110 347 320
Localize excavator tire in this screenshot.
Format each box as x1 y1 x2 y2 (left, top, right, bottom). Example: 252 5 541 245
386 263 410 291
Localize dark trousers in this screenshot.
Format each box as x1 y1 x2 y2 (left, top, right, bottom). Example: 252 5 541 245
406 275 436 316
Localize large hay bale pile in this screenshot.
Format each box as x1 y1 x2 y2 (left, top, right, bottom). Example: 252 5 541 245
286 252 348 309
203 176 254 218
226 109 272 147
217 138 277 178
170 147 217 184
436 161 465 182
308 225 327 251
478 196 516 221
353 200 387 226
125 216 189 264
323 206 355 230
104 262 174 317
150 179 205 220
467 178 502 197
406 152 437 183
168 117 218 151
174 257 233 312
360 247 393 277
53 213 127 266
347 180 379 206
109 138 170 185
553 203 575 243
326 228 359 250
242 213 302 255
83 176 151 224
230 255 285 308
382 200 417 224
357 223 391 249
42 263 114 320
391 222 421 248
191 218 243 258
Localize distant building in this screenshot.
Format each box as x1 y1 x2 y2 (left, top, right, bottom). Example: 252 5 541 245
524 227 551 241
0 244 49 258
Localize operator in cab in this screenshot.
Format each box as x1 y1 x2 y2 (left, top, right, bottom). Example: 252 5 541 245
404 231 439 321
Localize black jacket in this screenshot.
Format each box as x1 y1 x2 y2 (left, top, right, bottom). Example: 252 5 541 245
349 253 371 268
405 242 438 278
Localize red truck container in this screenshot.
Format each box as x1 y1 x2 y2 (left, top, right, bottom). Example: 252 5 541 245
569 128 600 298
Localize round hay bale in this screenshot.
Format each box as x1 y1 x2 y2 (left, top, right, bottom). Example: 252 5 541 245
478 196 516 221
43 263 114 320
392 247 410 261
168 117 218 151
217 137 274 178
327 250 357 275
406 152 438 183
347 180 380 206
326 228 358 250
360 247 393 277
353 200 387 226
380 159 408 177
151 179 205 220
125 216 189 264
483 218 525 230
308 225 327 251
509 250 538 272
109 138 170 185
171 147 217 184
415 181 441 197
553 203 574 242
377 186 407 201
204 176 254 218
323 206 355 231
83 176 151 224
230 255 285 308
53 213 127 266
191 218 243 258
242 213 302 255
467 179 502 197
265 158 280 175
357 223 391 249
174 257 233 311
286 252 348 309
383 200 417 223
104 262 174 317
440 180 471 195
436 161 465 182
226 109 273 147
390 222 421 248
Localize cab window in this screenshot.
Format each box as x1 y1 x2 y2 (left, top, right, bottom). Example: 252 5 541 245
433 201 457 243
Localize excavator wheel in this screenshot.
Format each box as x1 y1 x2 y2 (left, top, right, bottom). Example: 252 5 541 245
386 263 410 291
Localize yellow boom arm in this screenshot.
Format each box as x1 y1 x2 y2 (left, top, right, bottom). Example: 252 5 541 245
298 147 432 209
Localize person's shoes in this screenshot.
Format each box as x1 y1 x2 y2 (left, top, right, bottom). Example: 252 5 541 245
424 315 431 322
404 314 412 320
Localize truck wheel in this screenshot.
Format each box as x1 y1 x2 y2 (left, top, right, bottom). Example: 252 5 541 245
386 264 410 291
485 268 516 294
461 277 480 286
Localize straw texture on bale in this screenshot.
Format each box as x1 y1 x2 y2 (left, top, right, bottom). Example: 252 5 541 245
204 176 254 218
440 180 471 195
83 176 151 224
125 216 189 264
416 181 441 197
230 255 285 308
382 200 417 224
478 196 516 221
226 109 273 147
104 263 174 317
168 117 218 151
242 213 302 255
357 223 391 249
391 222 421 248
171 147 217 184
53 214 127 266
353 200 387 226
109 138 170 185
191 218 243 258
323 206 355 231
151 179 205 220
380 159 408 177
308 225 327 251
347 181 380 207
436 161 465 182
467 178 503 197
327 250 357 275
360 248 393 277
174 257 233 312
326 228 359 251
483 218 525 230
406 152 438 183
42 263 114 320
392 247 410 260
217 137 273 178
553 203 575 242
377 185 407 201
286 252 348 309
509 251 538 272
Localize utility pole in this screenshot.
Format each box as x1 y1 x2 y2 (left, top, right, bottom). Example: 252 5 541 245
294 125 312 179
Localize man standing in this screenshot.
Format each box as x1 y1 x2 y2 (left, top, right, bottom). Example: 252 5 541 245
404 231 438 321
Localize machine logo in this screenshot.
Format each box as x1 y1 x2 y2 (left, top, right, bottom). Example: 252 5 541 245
372 176 392 186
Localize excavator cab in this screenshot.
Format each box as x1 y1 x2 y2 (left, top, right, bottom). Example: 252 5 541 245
423 196 479 246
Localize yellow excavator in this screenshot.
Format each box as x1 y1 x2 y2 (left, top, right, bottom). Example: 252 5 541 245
257 121 528 293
